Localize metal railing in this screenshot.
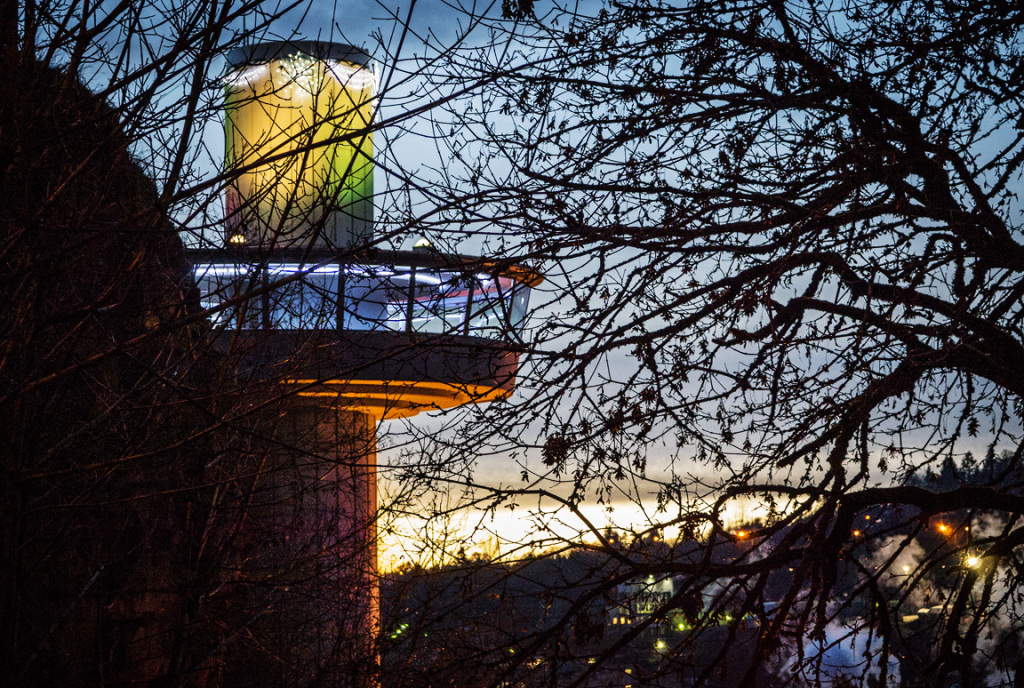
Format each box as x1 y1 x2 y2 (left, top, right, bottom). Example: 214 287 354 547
189 249 537 342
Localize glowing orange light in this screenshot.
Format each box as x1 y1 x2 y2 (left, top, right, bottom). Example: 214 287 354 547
864 515 871 520
938 524 949 533
736 531 746 539
852 530 861 537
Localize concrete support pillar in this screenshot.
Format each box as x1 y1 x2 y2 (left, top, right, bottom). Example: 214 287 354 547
221 399 379 688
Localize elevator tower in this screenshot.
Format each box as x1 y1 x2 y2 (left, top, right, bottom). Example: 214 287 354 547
187 41 538 686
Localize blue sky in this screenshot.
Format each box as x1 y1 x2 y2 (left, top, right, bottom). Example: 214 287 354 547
294 0 488 54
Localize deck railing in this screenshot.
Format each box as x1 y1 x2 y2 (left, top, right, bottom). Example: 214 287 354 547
189 249 537 342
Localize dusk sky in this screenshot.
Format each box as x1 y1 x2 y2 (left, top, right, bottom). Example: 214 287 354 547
189 0 1016 569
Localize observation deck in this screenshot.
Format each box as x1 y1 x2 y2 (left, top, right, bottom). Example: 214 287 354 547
189 247 541 418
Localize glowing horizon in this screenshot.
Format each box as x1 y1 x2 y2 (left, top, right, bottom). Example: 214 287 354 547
377 494 770 572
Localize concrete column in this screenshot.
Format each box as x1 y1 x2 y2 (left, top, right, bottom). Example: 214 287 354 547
221 398 379 688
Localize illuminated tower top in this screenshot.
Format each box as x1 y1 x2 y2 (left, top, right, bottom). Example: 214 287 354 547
196 40 541 418
223 41 376 249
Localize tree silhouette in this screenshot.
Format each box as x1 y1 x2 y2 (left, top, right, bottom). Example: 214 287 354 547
381 1 1024 686
9 0 1024 686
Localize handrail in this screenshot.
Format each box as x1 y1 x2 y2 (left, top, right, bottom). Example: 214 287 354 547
189 250 535 342
185 247 544 287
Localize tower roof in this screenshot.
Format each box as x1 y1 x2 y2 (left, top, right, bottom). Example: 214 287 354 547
226 41 372 68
